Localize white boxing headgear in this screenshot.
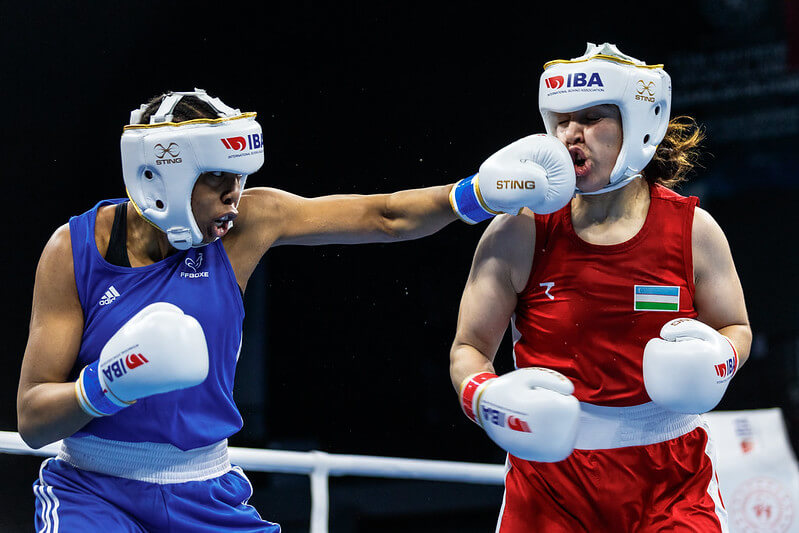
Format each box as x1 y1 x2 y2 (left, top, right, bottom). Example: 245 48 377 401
539 43 671 194
121 89 265 250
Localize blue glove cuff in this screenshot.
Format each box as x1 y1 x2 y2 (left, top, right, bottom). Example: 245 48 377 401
76 361 127 417
449 174 495 224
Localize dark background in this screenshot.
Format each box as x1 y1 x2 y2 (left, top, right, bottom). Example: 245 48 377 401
3 1 798 531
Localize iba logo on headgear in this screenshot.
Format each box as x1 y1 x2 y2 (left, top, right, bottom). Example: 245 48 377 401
545 73 604 90
545 76 565 89
221 136 247 151
153 142 182 165
221 134 264 156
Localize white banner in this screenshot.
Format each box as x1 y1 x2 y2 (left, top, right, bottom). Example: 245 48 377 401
704 409 799 532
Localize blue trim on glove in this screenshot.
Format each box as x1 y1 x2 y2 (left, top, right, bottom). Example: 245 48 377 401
451 174 494 224
79 361 126 417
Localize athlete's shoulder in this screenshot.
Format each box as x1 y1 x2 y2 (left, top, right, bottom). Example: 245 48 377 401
692 206 726 244
37 222 77 288
475 211 536 293
71 198 126 220
46 222 73 255
482 209 536 247
237 187 293 227
650 183 697 206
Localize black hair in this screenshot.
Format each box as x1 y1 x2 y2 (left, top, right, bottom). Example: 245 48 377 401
137 93 221 124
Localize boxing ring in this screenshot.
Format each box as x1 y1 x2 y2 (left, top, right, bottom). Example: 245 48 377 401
0 430 505 533
5 409 799 532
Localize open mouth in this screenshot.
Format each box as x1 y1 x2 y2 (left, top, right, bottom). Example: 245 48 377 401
569 147 590 177
211 212 237 238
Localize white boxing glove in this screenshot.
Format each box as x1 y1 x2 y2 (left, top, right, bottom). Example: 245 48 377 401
460 368 580 462
450 134 576 224
643 318 739 414
75 302 210 417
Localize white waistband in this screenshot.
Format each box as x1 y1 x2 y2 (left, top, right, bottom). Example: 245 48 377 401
58 435 231 484
574 402 702 450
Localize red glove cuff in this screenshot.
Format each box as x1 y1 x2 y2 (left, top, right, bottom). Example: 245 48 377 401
720 336 739 379
460 372 498 424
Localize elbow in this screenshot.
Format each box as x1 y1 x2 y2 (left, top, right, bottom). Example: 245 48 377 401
17 401 52 450
18 419 62 450
377 195 414 241
449 343 472 390
17 420 46 450
377 211 405 241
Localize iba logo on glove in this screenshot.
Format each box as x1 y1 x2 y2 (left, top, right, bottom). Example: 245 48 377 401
715 356 737 381
481 406 532 433
102 353 150 383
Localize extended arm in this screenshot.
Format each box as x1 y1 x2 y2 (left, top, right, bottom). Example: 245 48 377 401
224 134 576 288
263 184 457 246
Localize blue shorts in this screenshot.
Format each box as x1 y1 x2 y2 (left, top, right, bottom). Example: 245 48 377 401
33 458 280 532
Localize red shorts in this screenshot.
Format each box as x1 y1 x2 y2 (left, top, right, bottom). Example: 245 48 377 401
496 427 727 532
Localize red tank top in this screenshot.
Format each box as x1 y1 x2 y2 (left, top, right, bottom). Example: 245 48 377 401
512 184 699 406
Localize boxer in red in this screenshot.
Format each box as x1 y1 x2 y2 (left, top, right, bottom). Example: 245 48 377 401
451 43 751 532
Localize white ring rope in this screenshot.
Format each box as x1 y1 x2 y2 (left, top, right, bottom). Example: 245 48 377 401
0 431 505 533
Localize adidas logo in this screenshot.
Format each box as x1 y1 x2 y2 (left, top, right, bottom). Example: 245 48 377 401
98 286 121 306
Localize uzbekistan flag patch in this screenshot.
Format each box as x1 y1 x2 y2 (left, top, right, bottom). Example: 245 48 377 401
634 285 680 312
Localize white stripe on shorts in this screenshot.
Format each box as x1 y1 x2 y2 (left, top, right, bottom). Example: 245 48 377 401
36 458 60 533
494 456 512 533
230 465 268 522
701 422 730 532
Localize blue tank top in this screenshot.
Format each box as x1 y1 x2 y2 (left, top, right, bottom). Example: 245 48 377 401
68 199 245 450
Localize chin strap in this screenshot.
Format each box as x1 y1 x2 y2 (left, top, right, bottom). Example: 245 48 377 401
576 173 642 196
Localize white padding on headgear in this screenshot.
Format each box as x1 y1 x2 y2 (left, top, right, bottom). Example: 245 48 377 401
539 43 671 195
121 89 265 250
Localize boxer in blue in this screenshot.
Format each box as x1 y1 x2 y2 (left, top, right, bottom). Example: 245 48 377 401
17 89 576 531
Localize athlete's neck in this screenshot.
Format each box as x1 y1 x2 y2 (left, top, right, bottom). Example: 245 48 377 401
126 204 177 264
571 177 649 227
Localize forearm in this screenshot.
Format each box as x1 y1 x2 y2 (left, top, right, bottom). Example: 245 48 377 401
382 184 457 240
719 324 752 367
450 343 496 392
17 382 92 449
